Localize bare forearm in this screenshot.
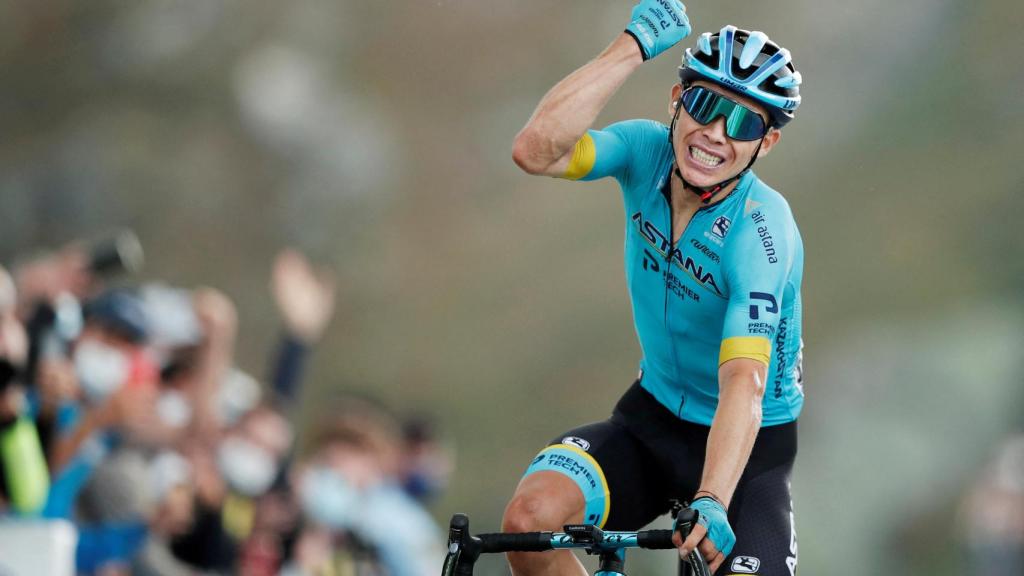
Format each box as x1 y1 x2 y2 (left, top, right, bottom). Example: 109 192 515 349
190 341 231 435
700 367 764 506
513 34 643 175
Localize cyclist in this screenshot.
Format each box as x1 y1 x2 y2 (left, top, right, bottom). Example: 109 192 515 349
504 1 804 575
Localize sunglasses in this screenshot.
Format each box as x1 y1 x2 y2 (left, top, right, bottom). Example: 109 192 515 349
679 85 769 142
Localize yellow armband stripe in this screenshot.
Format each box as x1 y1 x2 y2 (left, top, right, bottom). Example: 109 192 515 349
719 336 771 366
563 133 596 180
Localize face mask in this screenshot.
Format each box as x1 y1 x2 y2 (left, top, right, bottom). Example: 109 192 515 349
299 467 361 530
74 340 129 403
156 389 192 428
217 436 278 497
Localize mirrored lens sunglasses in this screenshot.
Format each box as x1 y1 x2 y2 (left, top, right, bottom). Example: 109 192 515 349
680 85 769 142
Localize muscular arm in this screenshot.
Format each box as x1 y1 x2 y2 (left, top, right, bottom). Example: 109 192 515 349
700 357 765 505
511 34 643 177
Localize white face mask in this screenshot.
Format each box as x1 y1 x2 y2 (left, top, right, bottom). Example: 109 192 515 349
156 389 192 428
217 436 278 497
299 466 362 530
74 340 129 403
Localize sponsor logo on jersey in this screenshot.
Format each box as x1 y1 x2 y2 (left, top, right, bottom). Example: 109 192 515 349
748 292 778 320
744 199 762 216
665 271 700 302
689 238 720 263
746 321 775 337
682 257 722 296
773 318 788 399
641 249 661 273
632 212 673 257
562 436 591 452
711 216 731 239
757 226 778 264
794 340 805 396
730 556 761 573
631 212 723 297
749 210 778 264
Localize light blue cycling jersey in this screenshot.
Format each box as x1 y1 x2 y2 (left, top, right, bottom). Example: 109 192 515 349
564 119 804 426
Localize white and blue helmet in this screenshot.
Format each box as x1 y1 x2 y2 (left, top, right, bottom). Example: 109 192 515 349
679 25 802 128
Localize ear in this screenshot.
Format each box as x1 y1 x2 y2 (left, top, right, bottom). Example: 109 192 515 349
757 128 782 158
669 84 683 116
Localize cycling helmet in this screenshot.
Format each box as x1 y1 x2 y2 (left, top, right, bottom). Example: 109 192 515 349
679 25 801 128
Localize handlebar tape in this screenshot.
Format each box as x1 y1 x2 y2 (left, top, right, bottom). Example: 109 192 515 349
636 529 677 549
477 532 554 553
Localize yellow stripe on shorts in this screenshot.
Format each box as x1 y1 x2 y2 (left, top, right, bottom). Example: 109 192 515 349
535 443 612 528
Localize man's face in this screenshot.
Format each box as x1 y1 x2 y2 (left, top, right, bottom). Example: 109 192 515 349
670 81 781 188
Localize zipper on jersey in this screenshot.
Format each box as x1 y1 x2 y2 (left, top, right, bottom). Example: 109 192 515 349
661 173 693 417
660 169 727 418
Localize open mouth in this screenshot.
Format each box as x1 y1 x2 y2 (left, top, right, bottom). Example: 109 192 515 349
688 146 724 168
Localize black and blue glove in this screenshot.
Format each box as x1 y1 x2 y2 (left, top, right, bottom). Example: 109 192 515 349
689 496 736 557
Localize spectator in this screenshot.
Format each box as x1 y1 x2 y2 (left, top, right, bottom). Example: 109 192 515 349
1 241 449 576
0 358 50 516
400 415 454 504
268 248 336 409
131 451 197 576
285 399 443 576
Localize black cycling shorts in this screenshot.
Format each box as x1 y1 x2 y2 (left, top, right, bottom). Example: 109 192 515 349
522 380 798 576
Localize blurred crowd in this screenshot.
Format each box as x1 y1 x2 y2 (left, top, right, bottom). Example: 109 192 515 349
959 433 1024 575
0 232 450 576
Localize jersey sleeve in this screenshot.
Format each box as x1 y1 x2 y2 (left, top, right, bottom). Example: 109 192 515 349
562 119 667 188
719 200 799 366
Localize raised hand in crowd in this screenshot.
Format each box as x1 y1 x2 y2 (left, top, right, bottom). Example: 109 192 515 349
271 249 336 344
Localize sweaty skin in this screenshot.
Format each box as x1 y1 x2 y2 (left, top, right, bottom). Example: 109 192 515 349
509 31 785 574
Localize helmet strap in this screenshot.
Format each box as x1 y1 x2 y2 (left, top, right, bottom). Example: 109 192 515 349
668 98 765 205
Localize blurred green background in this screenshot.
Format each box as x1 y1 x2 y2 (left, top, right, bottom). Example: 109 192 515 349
2 1 1022 574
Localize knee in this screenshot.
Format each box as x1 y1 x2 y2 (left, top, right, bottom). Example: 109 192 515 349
503 493 554 534
503 482 582 533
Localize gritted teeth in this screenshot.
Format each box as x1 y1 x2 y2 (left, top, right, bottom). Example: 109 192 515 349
689 146 724 168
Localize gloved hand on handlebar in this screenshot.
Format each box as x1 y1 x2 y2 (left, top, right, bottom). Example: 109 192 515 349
675 496 736 573
624 0 692 61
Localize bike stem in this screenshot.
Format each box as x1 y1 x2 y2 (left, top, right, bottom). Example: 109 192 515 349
596 549 627 576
